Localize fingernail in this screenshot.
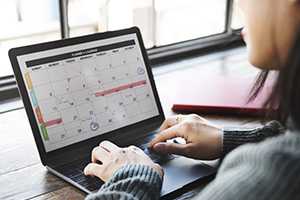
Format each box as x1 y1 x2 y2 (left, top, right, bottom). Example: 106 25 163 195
153 143 165 151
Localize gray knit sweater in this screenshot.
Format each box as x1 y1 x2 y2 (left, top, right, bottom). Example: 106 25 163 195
86 121 300 200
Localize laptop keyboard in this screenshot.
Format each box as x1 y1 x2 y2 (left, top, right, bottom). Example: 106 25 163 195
56 138 176 192
56 158 104 192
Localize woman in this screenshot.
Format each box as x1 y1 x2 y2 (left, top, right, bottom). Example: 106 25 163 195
84 0 300 199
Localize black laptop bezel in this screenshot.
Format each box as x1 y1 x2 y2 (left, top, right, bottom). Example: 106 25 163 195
9 27 165 165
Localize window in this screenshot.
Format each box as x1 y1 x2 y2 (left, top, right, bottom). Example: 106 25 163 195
0 0 242 100
68 0 227 48
231 0 244 30
0 0 61 77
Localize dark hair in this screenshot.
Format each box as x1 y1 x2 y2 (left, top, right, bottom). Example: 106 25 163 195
250 30 300 130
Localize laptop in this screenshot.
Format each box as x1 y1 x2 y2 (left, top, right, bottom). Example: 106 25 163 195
9 27 216 198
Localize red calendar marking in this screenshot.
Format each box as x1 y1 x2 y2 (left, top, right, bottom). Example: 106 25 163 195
95 80 146 97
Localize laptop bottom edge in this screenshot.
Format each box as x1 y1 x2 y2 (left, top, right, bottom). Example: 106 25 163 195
46 166 92 194
46 156 217 199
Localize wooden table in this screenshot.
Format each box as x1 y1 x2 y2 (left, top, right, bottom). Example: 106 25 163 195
0 48 261 200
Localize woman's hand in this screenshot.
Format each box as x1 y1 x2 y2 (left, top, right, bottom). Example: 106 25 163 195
84 141 163 182
149 114 223 160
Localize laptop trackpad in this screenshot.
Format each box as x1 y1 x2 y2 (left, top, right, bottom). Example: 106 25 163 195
161 156 216 196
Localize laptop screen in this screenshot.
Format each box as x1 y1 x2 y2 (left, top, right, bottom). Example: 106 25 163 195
16 33 160 152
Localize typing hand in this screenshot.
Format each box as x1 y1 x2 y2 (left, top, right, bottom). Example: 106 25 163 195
84 141 163 182
149 114 223 160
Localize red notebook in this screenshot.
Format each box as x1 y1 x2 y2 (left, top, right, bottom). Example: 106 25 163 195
156 65 275 117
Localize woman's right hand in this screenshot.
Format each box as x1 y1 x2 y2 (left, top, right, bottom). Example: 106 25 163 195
149 114 223 160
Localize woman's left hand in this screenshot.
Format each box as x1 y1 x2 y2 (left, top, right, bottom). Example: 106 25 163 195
84 140 163 182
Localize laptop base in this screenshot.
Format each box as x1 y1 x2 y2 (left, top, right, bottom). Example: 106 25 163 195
48 155 216 199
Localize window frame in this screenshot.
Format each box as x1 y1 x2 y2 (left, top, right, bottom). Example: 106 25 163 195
0 0 243 101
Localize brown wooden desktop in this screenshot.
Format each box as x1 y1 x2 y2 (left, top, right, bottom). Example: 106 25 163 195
0 48 262 200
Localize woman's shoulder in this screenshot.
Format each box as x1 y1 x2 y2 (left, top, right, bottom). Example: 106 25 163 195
201 131 300 200
219 131 300 177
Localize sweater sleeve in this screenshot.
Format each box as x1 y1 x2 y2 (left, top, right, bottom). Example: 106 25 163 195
193 133 300 200
85 164 162 200
222 120 284 155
